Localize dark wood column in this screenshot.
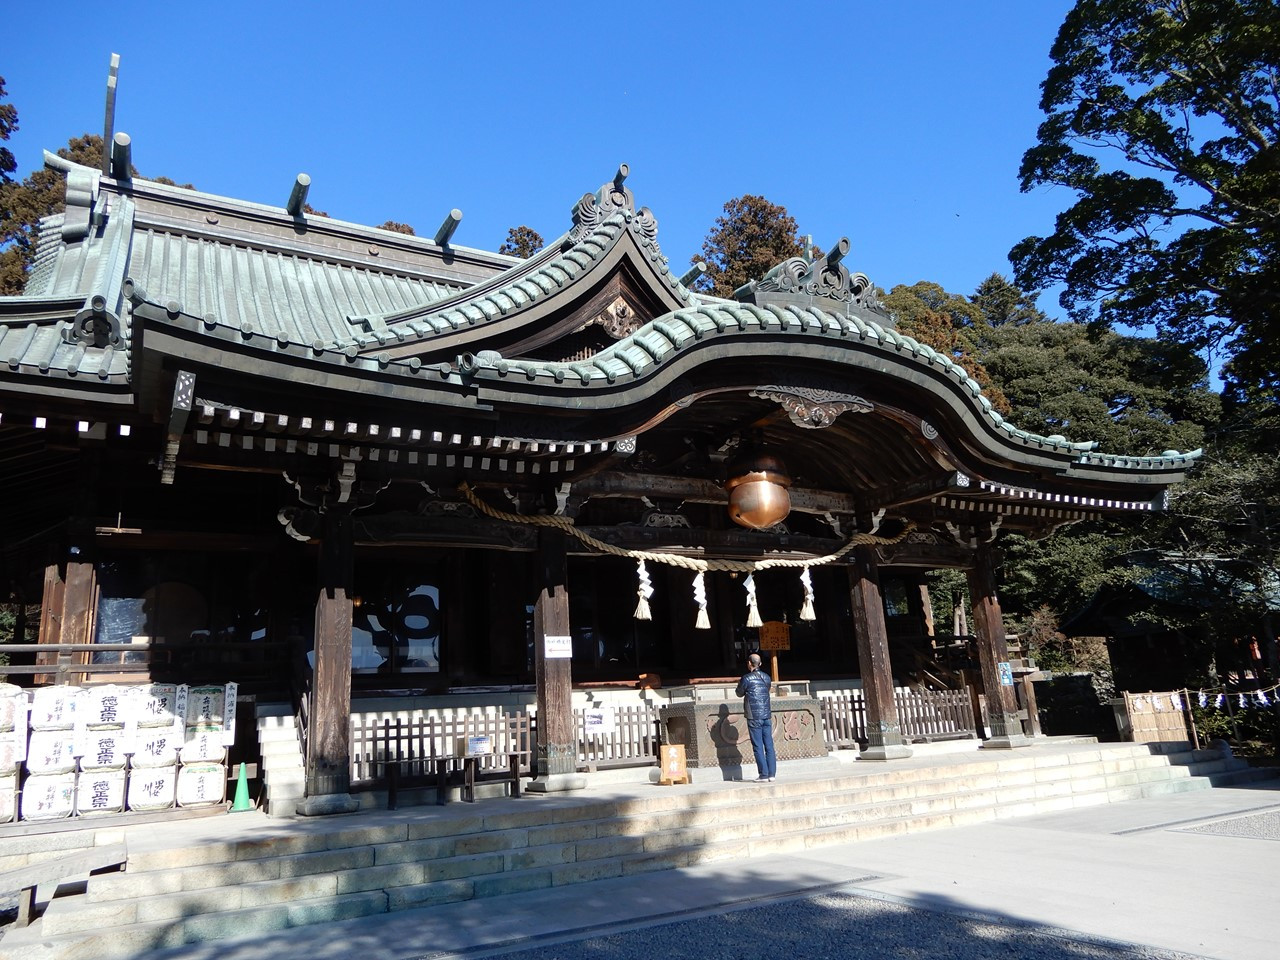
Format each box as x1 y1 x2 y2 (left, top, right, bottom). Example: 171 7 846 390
967 543 1031 749
528 530 585 791
848 547 911 760
297 509 360 815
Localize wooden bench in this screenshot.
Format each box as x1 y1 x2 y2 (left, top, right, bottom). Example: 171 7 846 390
0 842 127 927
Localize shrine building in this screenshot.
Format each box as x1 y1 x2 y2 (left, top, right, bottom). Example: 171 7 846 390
0 136 1199 816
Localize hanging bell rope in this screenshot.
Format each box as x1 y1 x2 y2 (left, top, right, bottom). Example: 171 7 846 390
743 573 762 628
634 559 654 620
693 571 710 630
799 566 816 621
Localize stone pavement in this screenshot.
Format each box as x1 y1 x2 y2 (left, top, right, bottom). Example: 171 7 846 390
60 765 1276 960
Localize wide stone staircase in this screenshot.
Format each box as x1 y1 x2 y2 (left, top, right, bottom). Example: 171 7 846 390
1 739 1274 960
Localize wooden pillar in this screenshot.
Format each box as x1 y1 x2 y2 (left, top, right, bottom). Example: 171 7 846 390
35 564 66 685
297 510 359 815
967 544 1031 748
916 579 935 638
36 559 94 685
528 530 585 792
847 546 911 760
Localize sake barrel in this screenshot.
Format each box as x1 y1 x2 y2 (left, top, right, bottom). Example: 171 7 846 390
176 762 226 807
25 730 77 774
79 728 128 770
184 686 225 726
29 687 81 730
75 769 126 816
131 684 180 728
0 683 23 731
131 729 180 768
0 771 16 823
83 685 128 727
127 765 176 811
179 726 226 764
20 772 77 821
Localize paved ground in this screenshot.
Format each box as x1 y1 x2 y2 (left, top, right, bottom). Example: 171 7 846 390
94 775 1279 960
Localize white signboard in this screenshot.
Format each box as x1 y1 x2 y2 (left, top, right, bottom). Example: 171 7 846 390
583 707 615 737
222 683 238 746
544 635 573 659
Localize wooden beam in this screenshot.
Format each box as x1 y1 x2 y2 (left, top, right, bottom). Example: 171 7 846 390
571 471 856 515
847 547 911 759
861 471 969 513
161 371 195 485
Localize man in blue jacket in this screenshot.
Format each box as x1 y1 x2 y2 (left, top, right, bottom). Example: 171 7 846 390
736 652 776 781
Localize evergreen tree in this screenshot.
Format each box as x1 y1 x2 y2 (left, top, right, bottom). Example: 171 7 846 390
693 195 810 299
499 225 543 259
1011 0 1280 397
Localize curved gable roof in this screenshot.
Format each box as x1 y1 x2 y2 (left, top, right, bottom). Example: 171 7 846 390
348 168 695 362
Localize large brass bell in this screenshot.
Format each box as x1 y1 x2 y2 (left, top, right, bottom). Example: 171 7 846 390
724 451 792 529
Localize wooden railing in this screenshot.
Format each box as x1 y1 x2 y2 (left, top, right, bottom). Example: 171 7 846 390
895 688 977 741
819 688 978 749
820 692 866 750
572 705 660 770
349 712 533 787
0 641 290 688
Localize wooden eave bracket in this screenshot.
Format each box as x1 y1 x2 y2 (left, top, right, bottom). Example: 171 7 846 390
160 370 196 484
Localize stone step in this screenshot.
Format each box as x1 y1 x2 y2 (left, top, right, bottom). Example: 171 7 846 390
37 759 1261 947
15 747 1276 959
77 750 1238 909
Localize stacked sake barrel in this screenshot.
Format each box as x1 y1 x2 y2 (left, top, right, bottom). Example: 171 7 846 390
7 682 236 822
0 684 25 822
175 684 232 809
22 686 80 821
76 685 131 816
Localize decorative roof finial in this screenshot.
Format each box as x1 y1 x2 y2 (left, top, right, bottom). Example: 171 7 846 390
736 237 881 315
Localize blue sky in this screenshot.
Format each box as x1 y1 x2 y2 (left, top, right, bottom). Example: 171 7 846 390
4 1 1076 307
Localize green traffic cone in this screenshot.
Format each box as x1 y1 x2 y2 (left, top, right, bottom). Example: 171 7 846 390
230 762 253 813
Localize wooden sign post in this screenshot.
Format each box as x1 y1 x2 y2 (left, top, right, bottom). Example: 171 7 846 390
658 743 689 785
758 621 791 682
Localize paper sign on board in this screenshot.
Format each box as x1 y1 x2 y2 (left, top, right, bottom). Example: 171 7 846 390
544 635 572 659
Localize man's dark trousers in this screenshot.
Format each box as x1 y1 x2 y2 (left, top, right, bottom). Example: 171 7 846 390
748 718 776 779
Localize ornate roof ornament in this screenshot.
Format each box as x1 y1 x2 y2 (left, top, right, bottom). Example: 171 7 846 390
568 163 657 245
750 385 873 429
735 237 883 315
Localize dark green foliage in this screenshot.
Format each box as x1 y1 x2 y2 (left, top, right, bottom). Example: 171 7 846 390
881 281 1011 415
1012 0 1280 398
979 317 1217 455
693 195 810 298
499 225 543 259
0 76 16 185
